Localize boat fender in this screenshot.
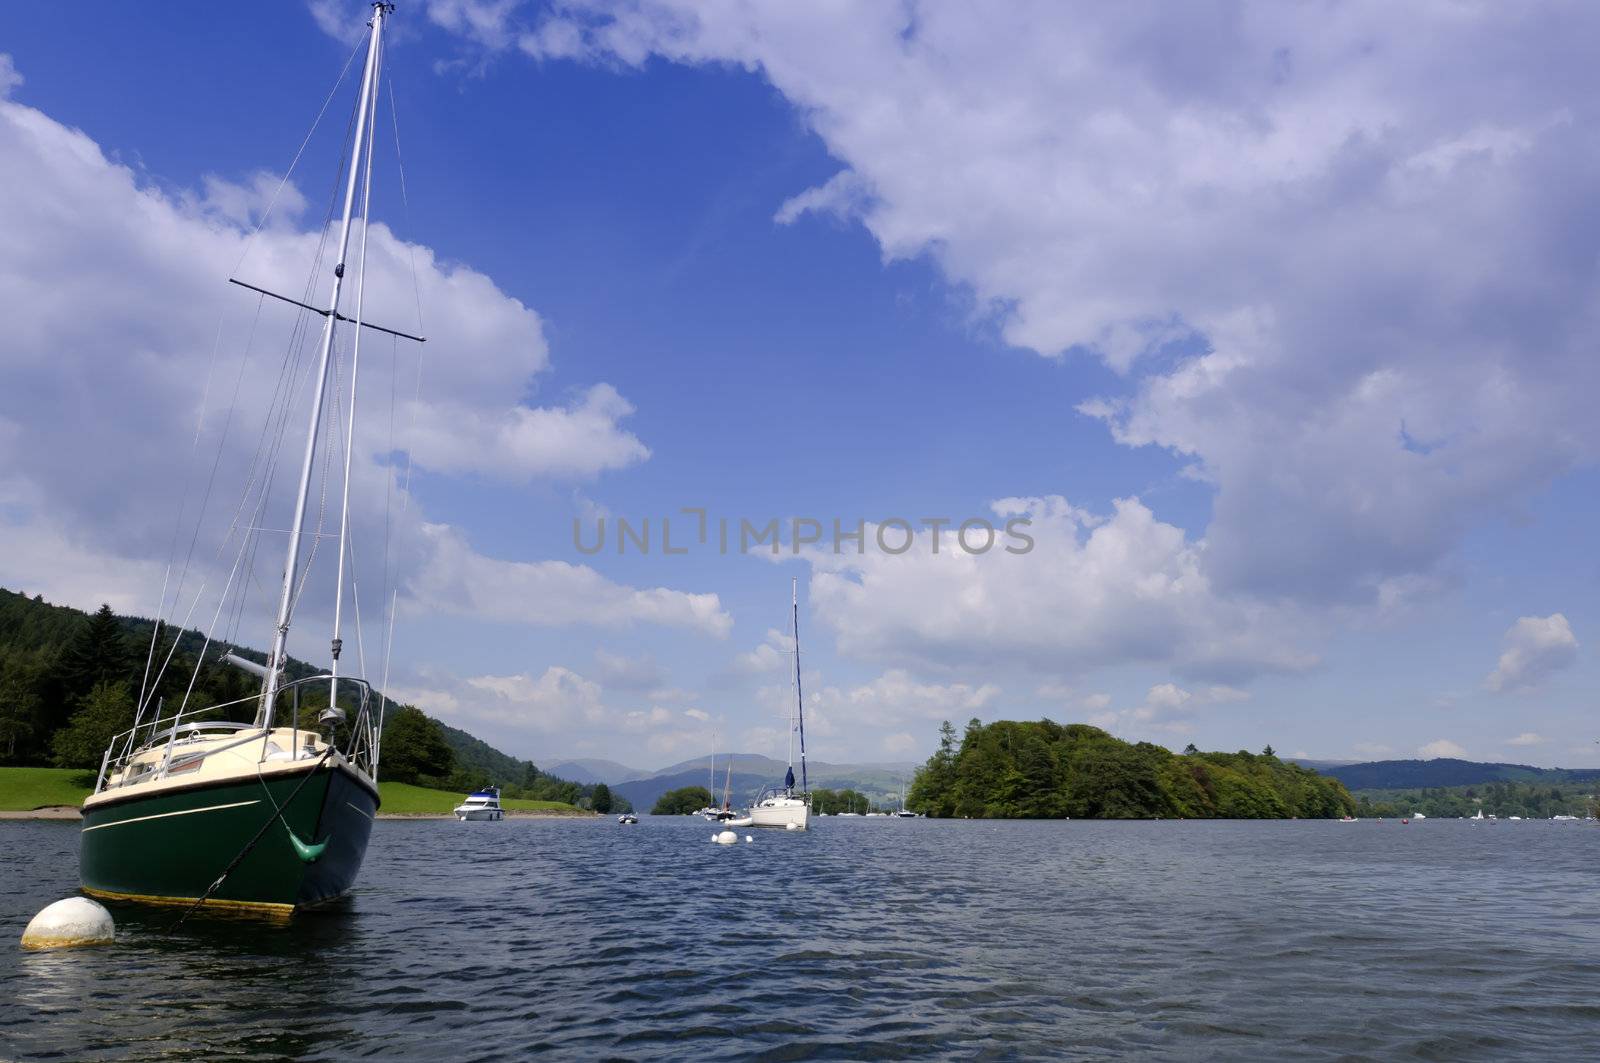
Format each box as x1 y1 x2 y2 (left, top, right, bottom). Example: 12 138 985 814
785 822 801 831
22 897 114 951
288 830 329 864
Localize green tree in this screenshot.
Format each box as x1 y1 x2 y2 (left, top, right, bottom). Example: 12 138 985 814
652 785 713 815
58 604 131 695
51 681 134 769
591 782 614 814
381 706 454 784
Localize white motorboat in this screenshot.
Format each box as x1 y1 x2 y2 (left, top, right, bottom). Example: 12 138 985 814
454 787 505 821
1471 809 1485 820
1411 812 1427 820
747 580 812 831
618 812 638 824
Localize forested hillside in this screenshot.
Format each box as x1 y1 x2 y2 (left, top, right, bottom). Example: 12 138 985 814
0 588 621 809
909 719 1355 819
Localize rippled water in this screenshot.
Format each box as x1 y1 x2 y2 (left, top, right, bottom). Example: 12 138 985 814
3 816 1599 1060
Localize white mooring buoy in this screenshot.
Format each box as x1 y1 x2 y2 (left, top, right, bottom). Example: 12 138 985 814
745 835 753 843
714 830 738 845
21 897 114 951
785 822 801 831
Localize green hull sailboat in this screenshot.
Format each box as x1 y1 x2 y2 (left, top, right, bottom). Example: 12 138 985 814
79 2 416 915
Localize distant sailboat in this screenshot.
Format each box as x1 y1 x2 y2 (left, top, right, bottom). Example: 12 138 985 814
748 580 811 830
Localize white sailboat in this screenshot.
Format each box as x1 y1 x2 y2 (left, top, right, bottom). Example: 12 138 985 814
747 579 811 830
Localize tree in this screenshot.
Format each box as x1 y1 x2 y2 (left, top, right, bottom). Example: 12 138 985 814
652 785 712 815
591 782 614 814
1183 743 1198 755
1262 745 1276 757
51 681 134 769
381 706 454 784
58 605 131 695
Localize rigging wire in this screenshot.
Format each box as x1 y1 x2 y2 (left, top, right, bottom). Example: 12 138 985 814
230 35 365 279
377 69 429 754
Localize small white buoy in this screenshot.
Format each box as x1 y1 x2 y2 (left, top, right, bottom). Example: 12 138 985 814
21 897 114 951
745 835 753 843
714 829 738 845
785 822 801 831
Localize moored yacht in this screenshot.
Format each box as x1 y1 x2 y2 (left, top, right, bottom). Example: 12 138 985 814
78 4 414 915
454 787 505 821
748 580 811 831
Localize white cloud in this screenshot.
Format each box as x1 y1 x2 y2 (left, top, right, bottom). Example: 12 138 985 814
732 628 791 673
503 2 1600 628
1353 742 1394 757
411 524 732 636
0 80 699 658
882 732 918 758
0 54 21 98
1418 739 1467 759
836 669 1000 726
1485 614 1579 693
683 707 710 723
807 497 1315 683
591 649 664 691
1506 732 1545 747
391 664 607 737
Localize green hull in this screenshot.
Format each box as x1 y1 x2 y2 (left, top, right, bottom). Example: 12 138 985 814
79 763 378 913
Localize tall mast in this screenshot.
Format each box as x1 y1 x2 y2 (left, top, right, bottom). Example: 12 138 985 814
793 577 808 795
258 3 391 727
330 7 383 710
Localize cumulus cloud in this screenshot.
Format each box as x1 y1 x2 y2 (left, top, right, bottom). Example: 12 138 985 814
0 74 717 653
837 669 1000 726
495 2 1600 629
391 664 607 736
1099 681 1252 736
807 496 1315 682
411 524 732 636
1418 739 1467 759
1485 614 1579 693
1506 732 1545 747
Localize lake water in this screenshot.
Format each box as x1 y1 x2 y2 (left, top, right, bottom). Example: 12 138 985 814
2 816 1598 1060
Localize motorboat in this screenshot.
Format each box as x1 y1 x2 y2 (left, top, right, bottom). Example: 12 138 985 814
618 812 638 824
454 787 505 821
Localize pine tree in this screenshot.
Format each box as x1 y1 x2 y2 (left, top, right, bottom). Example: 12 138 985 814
591 782 614 814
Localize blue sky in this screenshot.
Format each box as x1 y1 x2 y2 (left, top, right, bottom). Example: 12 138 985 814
1 2 1595 771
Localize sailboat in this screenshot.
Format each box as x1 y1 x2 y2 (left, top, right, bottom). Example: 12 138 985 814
78 4 412 914
697 731 724 820
747 579 811 830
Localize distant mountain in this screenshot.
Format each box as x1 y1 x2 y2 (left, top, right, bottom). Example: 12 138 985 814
1317 758 1600 790
545 758 645 786
1287 758 1359 771
611 752 920 813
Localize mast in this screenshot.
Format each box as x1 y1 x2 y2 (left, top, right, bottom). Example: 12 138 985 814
258 3 391 727
329 7 384 710
793 577 808 796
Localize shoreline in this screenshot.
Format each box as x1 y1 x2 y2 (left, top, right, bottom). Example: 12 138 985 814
0 807 598 821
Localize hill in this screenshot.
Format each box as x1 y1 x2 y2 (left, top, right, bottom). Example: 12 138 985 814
909 719 1354 819
0 587 621 808
1318 758 1600 790
546 758 646 785
611 753 920 813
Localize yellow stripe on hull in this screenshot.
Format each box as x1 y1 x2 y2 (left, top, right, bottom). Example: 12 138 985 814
82 886 295 918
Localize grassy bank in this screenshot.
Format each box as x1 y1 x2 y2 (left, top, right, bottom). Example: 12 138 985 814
0 767 93 810
0 768 583 816
377 781 584 815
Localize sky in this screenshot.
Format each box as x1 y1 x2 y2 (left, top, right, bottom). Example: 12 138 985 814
1 1 1597 772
